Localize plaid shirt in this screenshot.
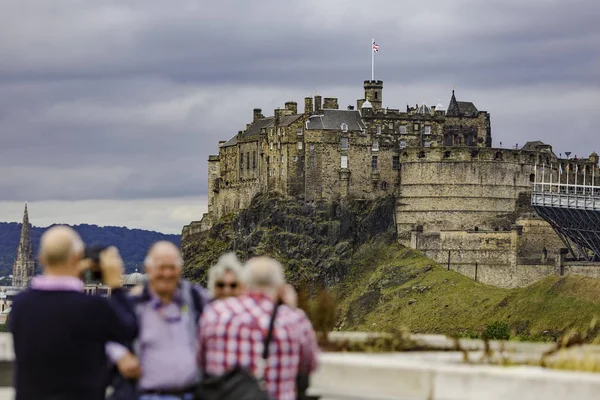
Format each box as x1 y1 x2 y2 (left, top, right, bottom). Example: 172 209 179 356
197 292 319 400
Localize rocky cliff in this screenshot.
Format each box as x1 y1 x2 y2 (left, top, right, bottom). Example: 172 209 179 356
181 192 397 290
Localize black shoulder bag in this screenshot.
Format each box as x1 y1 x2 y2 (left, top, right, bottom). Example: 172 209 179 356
196 302 280 400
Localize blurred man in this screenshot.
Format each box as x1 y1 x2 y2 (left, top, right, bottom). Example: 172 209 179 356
198 256 319 400
9 226 137 400
207 252 245 300
106 241 210 400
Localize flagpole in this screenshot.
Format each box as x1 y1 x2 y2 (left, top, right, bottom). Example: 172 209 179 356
542 163 545 192
371 38 374 81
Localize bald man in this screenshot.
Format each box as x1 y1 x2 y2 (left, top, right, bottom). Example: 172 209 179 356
105 241 210 400
9 225 138 400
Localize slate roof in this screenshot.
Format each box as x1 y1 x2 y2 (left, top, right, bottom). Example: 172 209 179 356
446 90 479 117
221 135 238 148
221 114 304 146
306 109 366 131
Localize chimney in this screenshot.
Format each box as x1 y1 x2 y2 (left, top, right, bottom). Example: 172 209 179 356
253 108 263 122
323 97 339 109
347 105 354 110
285 101 298 114
274 108 285 119
314 95 322 113
304 97 313 115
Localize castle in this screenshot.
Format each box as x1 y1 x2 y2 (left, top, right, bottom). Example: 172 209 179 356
191 79 600 288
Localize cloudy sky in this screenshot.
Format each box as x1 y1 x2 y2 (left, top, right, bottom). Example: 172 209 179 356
0 0 598 233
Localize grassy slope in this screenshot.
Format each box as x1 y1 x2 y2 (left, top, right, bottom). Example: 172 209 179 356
335 241 600 339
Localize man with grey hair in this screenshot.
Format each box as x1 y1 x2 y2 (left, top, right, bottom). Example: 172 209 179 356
207 252 245 300
9 225 137 400
106 241 210 400
197 256 319 400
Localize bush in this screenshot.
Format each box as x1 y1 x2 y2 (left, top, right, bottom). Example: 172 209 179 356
483 320 510 340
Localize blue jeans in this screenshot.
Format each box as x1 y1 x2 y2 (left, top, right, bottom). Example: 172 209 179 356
139 394 194 400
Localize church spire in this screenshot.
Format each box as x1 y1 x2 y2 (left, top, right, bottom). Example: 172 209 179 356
12 203 36 288
446 89 461 117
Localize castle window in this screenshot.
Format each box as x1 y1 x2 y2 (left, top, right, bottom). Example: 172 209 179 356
281 155 284 164
270 128 274 136
495 151 503 160
530 174 535 183
399 140 407 149
389 123 394 131
298 141 303 150
341 155 348 169
392 156 400 170
443 151 451 159
246 152 250 170
374 92 378 100
310 144 315 150
376 125 382 134
414 123 420 131
267 156 270 164
277 128 281 135
371 155 378 171
341 137 349 150
253 152 256 168
278 142 281 150
293 156 298 162
341 123 348 132
270 142 273 151
400 125 407 134
240 153 244 170
309 156 315 168
417 151 426 159
297 127 303 135
372 140 379 151
381 181 388 190
424 141 431 148
424 126 431 135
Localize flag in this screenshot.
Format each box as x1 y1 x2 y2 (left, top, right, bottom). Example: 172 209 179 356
372 40 379 53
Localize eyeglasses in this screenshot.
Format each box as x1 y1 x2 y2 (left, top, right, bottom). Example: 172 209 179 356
216 282 238 289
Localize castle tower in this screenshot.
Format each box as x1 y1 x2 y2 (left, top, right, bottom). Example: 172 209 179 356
364 80 383 110
12 203 36 288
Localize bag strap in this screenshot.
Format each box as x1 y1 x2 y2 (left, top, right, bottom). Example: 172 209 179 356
255 300 280 384
189 283 204 323
262 301 280 360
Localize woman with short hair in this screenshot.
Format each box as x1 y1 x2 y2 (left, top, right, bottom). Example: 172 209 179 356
207 252 244 300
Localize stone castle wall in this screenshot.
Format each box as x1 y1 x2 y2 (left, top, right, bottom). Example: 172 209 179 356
396 146 541 244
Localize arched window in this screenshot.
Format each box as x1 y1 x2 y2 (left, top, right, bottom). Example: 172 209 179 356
340 123 348 132
418 151 426 159
380 181 389 190
495 151 503 160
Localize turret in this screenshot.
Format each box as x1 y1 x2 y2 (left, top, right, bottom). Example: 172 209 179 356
364 80 383 110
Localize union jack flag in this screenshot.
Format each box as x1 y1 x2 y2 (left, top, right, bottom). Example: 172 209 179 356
372 41 379 53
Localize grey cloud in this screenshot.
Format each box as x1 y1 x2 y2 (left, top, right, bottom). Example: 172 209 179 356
0 0 599 206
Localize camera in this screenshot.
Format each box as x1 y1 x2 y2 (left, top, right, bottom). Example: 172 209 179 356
82 244 108 285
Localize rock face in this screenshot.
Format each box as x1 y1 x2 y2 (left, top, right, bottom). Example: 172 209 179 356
181 192 397 289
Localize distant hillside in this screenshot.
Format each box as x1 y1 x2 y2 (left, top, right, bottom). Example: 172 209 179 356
0 222 180 277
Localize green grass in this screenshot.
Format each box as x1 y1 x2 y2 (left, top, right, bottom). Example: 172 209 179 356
334 241 600 340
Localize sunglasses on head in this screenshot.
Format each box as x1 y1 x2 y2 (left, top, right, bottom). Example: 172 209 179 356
216 281 238 289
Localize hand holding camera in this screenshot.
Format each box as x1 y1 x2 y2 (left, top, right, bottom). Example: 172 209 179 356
79 245 124 288
99 247 125 288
